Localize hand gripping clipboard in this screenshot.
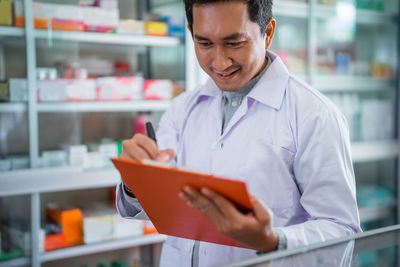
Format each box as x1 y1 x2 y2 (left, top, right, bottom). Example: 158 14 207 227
111 158 253 248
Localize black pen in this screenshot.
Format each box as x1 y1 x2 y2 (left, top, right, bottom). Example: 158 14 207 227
145 121 157 144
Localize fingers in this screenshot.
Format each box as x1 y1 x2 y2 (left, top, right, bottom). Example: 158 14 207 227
201 188 241 219
121 134 160 161
156 149 176 163
179 186 224 224
250 196 272 225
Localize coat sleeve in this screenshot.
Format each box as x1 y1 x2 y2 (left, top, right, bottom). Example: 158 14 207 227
277 107 362 249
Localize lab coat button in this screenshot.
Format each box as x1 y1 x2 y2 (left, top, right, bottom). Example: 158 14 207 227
185 243 191 252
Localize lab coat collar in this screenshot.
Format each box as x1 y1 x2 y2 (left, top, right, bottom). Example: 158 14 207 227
196 50 289 110
247 51 289 110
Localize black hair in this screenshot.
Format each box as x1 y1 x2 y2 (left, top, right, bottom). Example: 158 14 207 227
184 0 273 35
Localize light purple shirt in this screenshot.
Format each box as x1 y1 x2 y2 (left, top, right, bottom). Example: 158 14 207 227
116 51 362 267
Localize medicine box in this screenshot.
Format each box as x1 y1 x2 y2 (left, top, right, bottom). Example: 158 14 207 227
0 0 12 26
46 203 83 246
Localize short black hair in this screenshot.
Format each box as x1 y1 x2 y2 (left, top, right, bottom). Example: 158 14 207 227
184 0 273 35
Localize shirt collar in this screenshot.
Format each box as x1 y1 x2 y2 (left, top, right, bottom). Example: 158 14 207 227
247 51 289 110
197 50 289 110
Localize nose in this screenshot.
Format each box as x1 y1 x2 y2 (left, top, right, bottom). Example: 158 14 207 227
212 47 233 72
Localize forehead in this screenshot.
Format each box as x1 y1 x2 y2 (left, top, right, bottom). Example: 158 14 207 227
192 1 257 38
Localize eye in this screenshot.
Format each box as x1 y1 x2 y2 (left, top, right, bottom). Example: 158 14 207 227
198 41 212 48
226 42 242 47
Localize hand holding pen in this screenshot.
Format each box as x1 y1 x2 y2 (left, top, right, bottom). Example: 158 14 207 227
119 121 175 163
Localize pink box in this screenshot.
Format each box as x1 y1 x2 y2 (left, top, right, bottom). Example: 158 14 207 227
97 76 143 101
143 79 173 100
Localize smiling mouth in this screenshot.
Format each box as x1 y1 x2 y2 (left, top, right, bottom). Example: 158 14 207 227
215 68 240 80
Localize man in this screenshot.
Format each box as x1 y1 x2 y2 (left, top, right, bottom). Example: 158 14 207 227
116 0 362 266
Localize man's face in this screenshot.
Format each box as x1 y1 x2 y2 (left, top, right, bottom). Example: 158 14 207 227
191 1 275 92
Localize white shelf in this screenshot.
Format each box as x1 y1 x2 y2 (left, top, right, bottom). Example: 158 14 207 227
273 1 308 18
315 4 397 24
0 103 27 112
0 257 30 267
34 29 181 47
0 167 120 197
352 140 400 163
41 234 166 262
0 26 24 38
359 202 395 223
314 75 395 92
37 100 171 113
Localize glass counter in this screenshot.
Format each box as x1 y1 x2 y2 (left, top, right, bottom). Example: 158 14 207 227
226 224 400 267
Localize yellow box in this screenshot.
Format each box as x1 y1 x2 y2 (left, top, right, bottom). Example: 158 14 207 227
145 21 168 36
0 0 12 26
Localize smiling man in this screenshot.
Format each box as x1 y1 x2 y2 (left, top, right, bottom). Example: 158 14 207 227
116 0 362 266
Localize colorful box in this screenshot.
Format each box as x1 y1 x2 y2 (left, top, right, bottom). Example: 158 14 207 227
46 203 83 246
97 76 143 101
83 7 119 33
0 81 8 102
0 0 12 26
145 21 168 36
143 79 173 100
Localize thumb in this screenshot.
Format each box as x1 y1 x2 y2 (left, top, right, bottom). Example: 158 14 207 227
251 196 272 225
157 149 176 162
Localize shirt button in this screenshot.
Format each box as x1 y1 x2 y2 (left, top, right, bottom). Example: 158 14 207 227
185 243 191 252
232 101 238 107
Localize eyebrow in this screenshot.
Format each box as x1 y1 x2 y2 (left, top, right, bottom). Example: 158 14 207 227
194 32 248 42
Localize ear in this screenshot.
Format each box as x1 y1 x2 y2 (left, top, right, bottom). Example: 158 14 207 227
264 18 276 50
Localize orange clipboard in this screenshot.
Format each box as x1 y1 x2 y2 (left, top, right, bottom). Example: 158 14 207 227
111 157 253 248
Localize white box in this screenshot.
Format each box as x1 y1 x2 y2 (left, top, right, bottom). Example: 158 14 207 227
113 215 143 239
42 150 68 167
66 79 97 101
2 223 45 254
37 80 68 102
98 143 118 167
9 78 28 102
38 79 97 102
84 151 104 169
10 156 29 170
82 7 119 28
33 3 83 22
66 145 88 167
0 158 11 171
118 20 145 35
83 214 114 244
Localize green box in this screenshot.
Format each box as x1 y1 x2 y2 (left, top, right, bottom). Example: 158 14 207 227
0 0 13 26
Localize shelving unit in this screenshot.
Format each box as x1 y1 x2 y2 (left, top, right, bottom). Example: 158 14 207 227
0 103 27 112
41 234 167 262
352 141 400 163
34 29 181 46
359 202 396 223
314 75 395 92
0 257 30 267
0 0 399 266
36 100 171 113
0 26 24 37
314 4 398 25
273 1 308 18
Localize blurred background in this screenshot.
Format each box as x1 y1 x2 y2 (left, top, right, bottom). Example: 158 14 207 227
0 0 399 266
